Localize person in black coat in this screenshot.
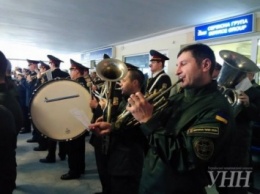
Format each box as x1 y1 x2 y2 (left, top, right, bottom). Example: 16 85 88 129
0 50 24 192
0 105 16 193
60 59 89 180
39 55 69 163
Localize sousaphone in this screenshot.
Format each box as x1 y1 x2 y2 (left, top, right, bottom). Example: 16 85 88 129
217 50 260 116
218 50 259 88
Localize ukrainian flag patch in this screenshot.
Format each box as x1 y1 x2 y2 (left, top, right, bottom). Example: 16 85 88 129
215 111 228 124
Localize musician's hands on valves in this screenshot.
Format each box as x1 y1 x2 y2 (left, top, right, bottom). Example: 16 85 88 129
126 92 154 123
238 91 250 107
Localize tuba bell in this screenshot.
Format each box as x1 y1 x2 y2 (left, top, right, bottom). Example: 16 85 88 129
96 58 128 121
217 50 260 116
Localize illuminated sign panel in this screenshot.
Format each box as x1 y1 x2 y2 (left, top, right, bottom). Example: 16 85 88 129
194 14 254 41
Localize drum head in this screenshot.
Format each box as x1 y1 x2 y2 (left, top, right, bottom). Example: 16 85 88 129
30 79 93 141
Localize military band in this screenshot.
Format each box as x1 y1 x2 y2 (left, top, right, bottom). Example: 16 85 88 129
1 44 260 194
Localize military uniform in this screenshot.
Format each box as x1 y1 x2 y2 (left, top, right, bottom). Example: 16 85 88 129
40 55 69 162
60 59 89 180
25 60 43 142
107 96 148 194
223 84 260 194
250 79 260 148
64 76 88 178
139 81 234 194
89 104 110 193
146 50 172 98
146 70 172 96
231 86 260 165
34 61 51 88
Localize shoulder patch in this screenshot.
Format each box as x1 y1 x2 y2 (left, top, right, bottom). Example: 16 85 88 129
187 127 219 136
215 111 228 124
193 137 214 161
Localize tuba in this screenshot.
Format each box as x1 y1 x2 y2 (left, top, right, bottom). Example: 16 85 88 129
96 58 128 154
96 58 128 122
217 50 260 116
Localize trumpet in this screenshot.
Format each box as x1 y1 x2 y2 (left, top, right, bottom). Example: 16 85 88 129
115 79 182 128
28 69 52 80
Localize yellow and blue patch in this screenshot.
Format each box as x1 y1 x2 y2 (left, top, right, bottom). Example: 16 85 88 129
215 111 228 124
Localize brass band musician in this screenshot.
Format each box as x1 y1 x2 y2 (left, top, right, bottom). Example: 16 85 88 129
146 49 172 97
60 59 89 180
39 55 69 163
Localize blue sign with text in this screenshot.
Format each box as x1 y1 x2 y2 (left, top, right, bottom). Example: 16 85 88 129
194 14 254 41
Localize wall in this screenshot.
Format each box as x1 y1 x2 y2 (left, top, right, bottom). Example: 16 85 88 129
113 12 260 85
115 28 194 84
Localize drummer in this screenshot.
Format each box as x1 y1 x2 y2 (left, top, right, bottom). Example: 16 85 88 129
60 59 89 180
39 55 69 163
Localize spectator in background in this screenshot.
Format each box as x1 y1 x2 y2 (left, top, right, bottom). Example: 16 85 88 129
0 50 23 192
0 105 17 193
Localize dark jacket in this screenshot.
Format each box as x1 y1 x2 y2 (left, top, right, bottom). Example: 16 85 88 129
108 97 147 176
76 76 88 90
231 86 260 166
0 83 24 135
25 71 38 107
146 70 172 98
51 68 69 79
139 81 235 194
0 105 16 193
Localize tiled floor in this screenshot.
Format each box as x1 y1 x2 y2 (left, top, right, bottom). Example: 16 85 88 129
14 133 102 194
13 133 260 194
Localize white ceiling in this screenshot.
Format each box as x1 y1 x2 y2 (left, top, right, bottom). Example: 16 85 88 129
1 0 260 58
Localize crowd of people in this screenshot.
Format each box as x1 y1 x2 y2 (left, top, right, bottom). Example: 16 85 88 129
1 43 260 194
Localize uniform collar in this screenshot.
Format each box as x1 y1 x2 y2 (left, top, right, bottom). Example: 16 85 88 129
184 81 218 100
152 69 164 78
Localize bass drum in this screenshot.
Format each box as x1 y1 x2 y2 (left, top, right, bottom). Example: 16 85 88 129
30 79 93 141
